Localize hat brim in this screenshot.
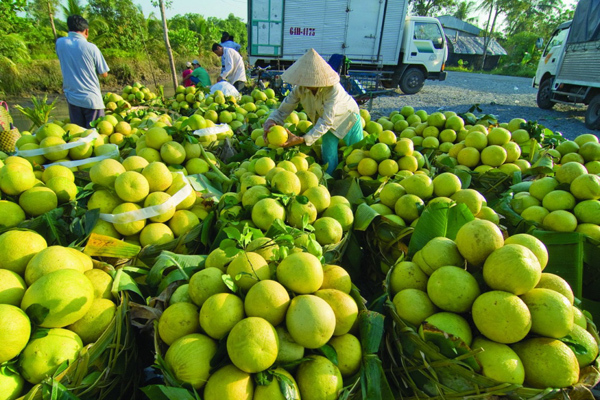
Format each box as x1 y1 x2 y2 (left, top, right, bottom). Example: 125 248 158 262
281 49 340 87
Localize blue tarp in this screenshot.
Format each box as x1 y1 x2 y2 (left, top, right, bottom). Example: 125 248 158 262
568 0 600 43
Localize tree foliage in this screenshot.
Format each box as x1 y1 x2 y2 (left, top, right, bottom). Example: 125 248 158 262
450 1 478 23
87 0 146 51
409 0 456 16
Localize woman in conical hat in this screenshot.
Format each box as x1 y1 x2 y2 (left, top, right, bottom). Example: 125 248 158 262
263 49 363 175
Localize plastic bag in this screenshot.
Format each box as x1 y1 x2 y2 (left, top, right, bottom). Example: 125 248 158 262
210 81 241 100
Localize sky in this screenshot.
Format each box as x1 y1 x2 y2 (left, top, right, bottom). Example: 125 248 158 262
139 0 248 21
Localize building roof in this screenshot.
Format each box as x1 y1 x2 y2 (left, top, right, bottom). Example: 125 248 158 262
448 35 508 56
437 15 481 36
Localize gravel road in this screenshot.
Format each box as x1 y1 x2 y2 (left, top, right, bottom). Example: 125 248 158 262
368 71 595 141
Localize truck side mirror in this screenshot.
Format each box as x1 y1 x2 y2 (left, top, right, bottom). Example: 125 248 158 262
535 38 544 49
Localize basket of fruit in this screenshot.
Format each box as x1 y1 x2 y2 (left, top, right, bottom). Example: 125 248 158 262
382 204 600 399
0 230 138 400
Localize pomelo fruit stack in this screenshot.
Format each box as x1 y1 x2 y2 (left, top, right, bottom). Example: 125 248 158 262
369 169 497 231
86 157 211 246
110 81 159 108
222 153 354 247
505 133 600 240
389 224 599 392
0 157 78 225
341 109 534 180
13 122 104 170
156 247 362 399
0 230 119 396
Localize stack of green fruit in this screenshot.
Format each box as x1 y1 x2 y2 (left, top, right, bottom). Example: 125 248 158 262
388 220 599 393
13 122 116 170
118 82 159 107
368 170 498 229
94 115 142 148
0 230 121 399
155 241 364 400
507 133 600 240
85 157 211 247
0 157 81 226
221 152 356 248
344 107 532 180
167 85 206 114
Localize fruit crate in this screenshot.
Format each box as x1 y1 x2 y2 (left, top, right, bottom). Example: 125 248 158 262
529 230 600 321
382 264 600 400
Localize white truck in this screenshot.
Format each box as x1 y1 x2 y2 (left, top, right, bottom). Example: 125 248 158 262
247 0 448 94
533 0 600 129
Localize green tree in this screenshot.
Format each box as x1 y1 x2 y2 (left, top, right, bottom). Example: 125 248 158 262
451 1 478 23
409 0 456 17
477 0 518 69
1 0 31 34
87 0 145 51
61 0 86 17
169 29 199 55
504 0 573 39
26 0 60 39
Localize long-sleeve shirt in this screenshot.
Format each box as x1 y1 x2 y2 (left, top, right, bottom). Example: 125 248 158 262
220 47 246 84
267 83 359 146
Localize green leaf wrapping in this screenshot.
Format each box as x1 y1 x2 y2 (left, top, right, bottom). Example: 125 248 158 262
408 202 474 256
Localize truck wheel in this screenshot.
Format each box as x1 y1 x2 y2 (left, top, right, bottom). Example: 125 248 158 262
537 79 555 110
398 68 425 95
585 94 600 130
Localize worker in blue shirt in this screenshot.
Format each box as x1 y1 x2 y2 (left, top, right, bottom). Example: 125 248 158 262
55 15 109 128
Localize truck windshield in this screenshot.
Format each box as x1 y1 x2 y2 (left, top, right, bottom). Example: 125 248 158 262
544 28 569 56
414 22 444 49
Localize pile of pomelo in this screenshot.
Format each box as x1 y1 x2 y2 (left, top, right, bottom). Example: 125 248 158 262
2 78 600 400
12 121 115 169
86 157 210 246
156 243 362 399
389 221 598 390
218 152 356 248
506 134 600 239
0 156 82 226
369 171 497 229
104 82 160 110
342 107 531 180
0 230 119 398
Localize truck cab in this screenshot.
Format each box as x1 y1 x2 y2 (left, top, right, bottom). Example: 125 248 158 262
393 16 448 93
532 20 571 90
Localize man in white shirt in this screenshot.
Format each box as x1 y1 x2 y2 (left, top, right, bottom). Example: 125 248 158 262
212 43 247 91
263 49 363 175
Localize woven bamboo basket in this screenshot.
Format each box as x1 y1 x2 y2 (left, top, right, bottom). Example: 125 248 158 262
382 265 600 400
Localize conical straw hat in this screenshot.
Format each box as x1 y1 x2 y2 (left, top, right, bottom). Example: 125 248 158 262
281 49 340 87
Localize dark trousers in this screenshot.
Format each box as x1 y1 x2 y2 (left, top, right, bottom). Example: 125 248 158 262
233 81 246 91
67 102 105 129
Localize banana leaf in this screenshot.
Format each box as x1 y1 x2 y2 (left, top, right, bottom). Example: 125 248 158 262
407 202 473 257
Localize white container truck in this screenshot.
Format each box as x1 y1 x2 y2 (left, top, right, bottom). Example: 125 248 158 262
247 0 448 94
533 0 600 129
